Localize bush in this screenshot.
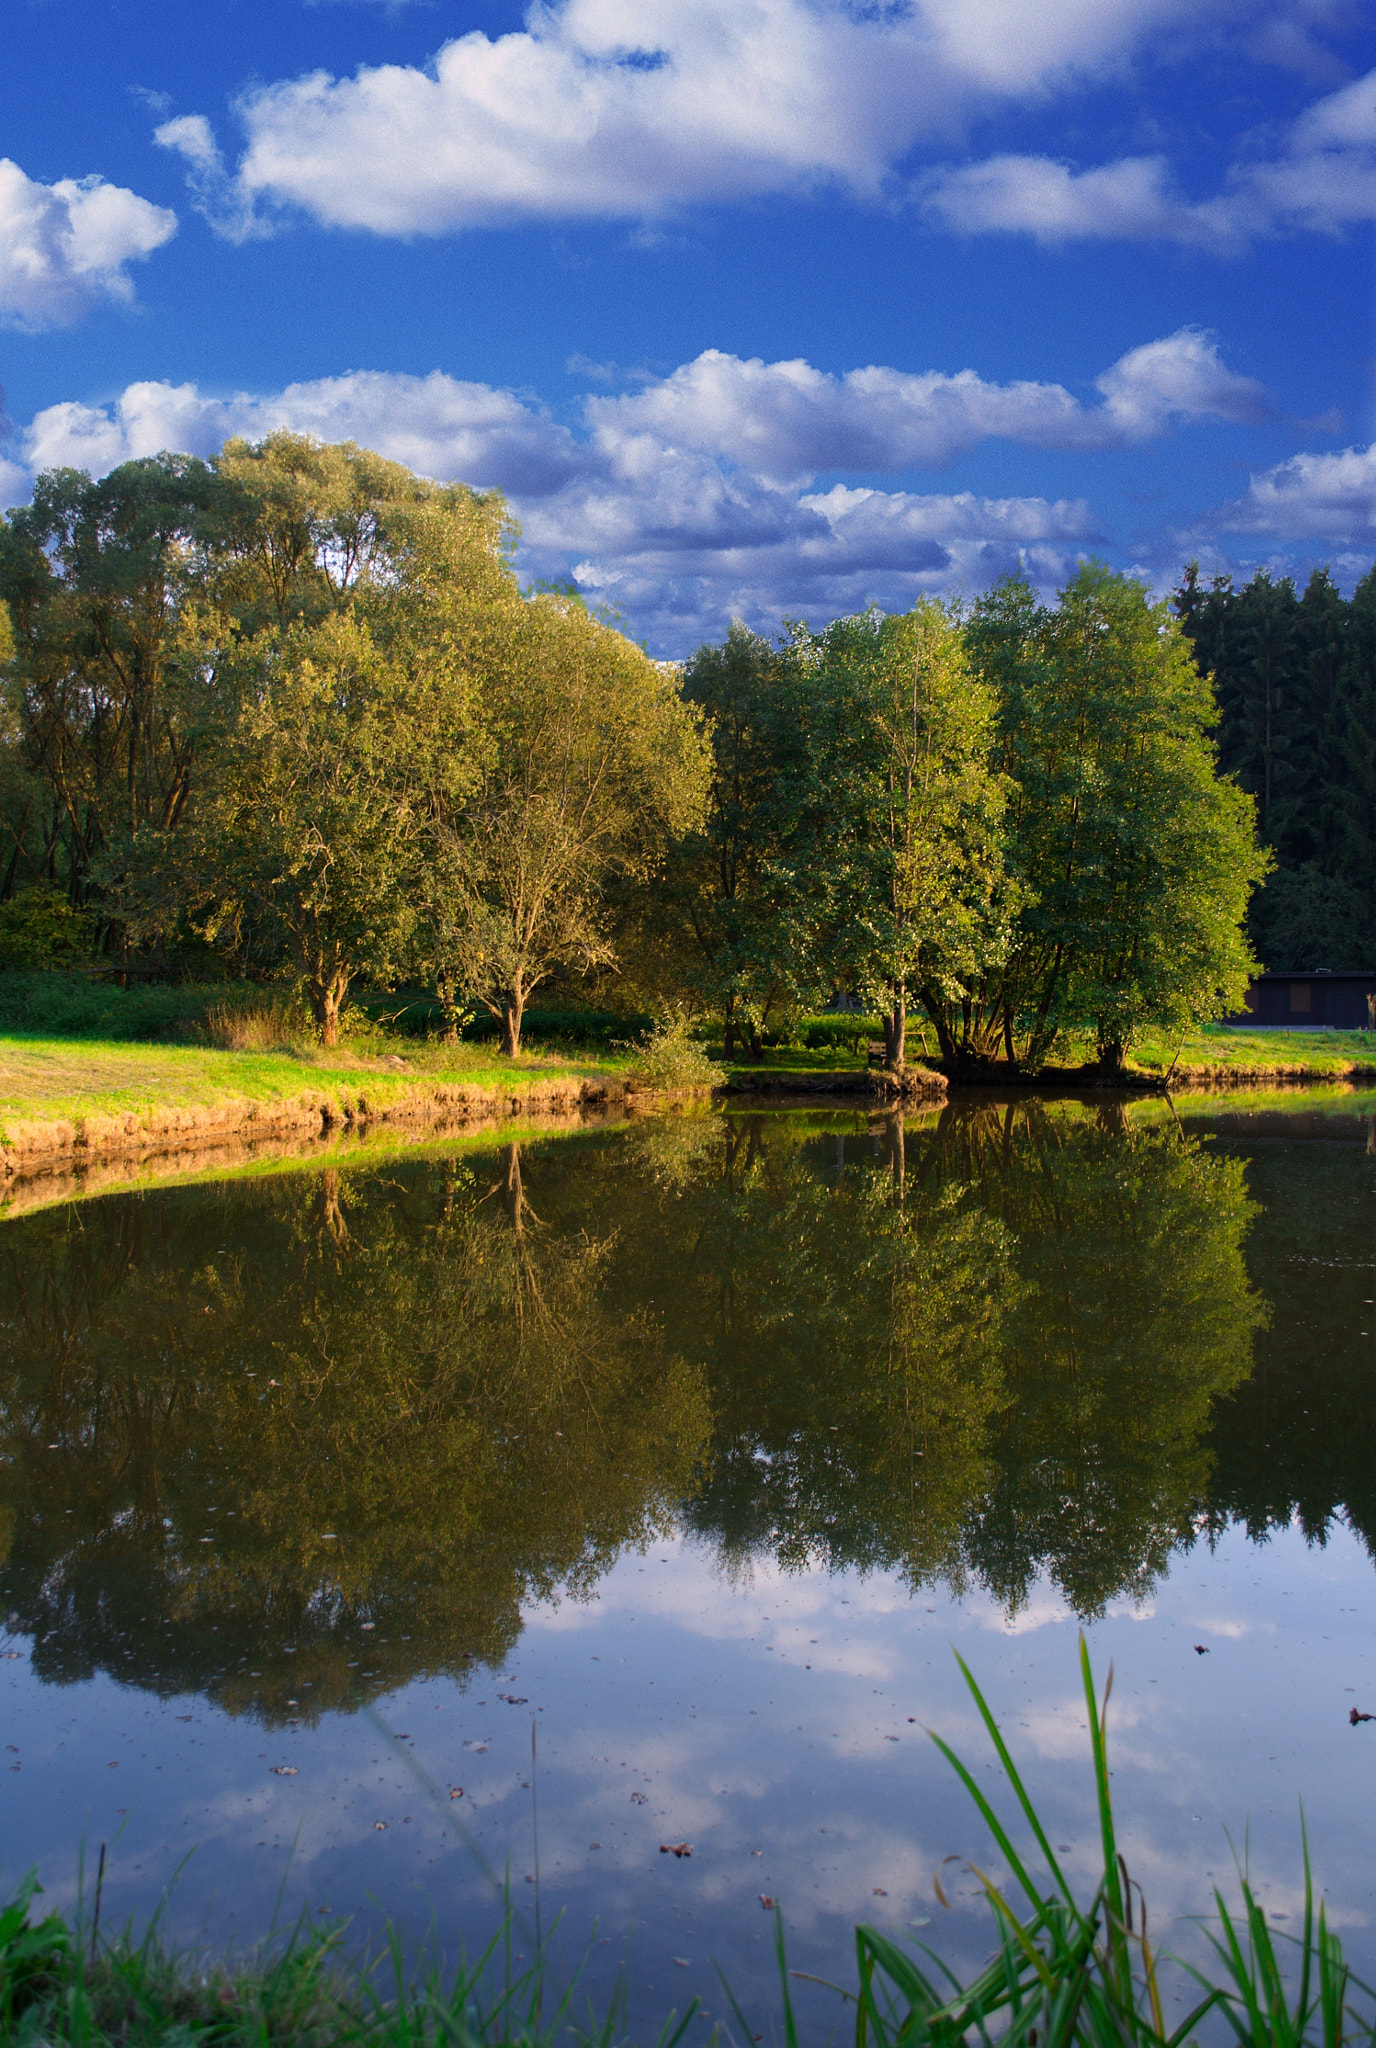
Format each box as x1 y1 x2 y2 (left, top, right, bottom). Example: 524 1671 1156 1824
623 1015 722 1090
0 887 93 972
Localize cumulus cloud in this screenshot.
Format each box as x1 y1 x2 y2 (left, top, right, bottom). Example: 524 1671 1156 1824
0 158 177 331
922 63 1376 249
19 369 584 498
588 330 1269 476
0 334 1300 649
1221 442 1376 542
154 0 1301 238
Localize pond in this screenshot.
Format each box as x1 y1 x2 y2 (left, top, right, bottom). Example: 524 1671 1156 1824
0 1094 1373 2036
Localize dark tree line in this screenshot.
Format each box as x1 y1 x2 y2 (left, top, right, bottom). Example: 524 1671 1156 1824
1175 561 1376 969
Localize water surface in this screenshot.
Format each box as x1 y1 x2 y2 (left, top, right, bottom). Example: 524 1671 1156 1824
1 1096 1373 2034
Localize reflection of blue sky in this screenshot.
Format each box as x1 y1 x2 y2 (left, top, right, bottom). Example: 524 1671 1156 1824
6 1517 1376 2031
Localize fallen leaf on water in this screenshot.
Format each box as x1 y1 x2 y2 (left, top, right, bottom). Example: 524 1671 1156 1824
1350 1708 1375 1725
176 1715 193 1723
449 1787 464 1799
270 1766 298 1776
660 1842 693 1858
884 1735 899 1743
759 1895 774 1909
873 1887 888 1896
673 1957 689 1968
499 1694 529 1705
631 1792 647 1804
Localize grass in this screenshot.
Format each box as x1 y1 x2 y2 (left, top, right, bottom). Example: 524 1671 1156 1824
3 1644 1369 2045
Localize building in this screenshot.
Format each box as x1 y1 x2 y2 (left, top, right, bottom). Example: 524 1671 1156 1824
1230 970 1376 1031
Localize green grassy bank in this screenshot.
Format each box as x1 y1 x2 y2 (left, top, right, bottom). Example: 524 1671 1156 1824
1 1647 1364 2047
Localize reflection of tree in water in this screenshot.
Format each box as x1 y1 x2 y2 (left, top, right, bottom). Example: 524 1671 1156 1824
1201 1110 1376 1559
0 1145 709 1723
663 1103 1263 1618
0 1101 1268 1718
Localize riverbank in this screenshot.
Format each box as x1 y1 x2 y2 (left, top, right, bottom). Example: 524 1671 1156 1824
720 1022 1376 1092
0 1035 651 1186
2 1020 1373 1196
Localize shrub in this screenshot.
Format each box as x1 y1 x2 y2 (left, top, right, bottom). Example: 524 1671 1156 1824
623 1015 722 1090
0 887 93 972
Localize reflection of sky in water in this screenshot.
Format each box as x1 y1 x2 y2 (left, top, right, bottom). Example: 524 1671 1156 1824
0 1099 1373 2034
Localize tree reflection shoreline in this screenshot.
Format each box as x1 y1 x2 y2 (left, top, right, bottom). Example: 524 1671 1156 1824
0 1100 1323 1725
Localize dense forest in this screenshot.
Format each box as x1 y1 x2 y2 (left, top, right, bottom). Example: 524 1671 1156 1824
0 432 1357 1073
1176 561 1376 970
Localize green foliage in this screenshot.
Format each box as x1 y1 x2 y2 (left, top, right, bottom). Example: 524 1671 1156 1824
412 591 709 1055
635 622 819 1055
799 599 1009 1068
0 885 93 970
622 1014 722 1089
964 564 1267 1072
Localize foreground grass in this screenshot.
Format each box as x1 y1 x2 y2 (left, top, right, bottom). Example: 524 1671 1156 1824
4 1646 1370 2047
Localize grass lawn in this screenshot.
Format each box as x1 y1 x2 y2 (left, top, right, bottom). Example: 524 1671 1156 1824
0 1034 630 1144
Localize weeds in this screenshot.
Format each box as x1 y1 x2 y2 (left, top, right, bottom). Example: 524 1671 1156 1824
836 1639 1375 2048
195 995 313 1052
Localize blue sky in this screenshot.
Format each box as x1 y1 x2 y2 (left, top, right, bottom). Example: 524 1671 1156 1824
1 0 1372 653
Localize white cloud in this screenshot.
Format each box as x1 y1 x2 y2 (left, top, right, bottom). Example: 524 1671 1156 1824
0 336 1319 651
922 63 1376 249
588 331 1269 477
1221 442 1376 541
154 0 1306 238
18 370 583 499
0 158 177 331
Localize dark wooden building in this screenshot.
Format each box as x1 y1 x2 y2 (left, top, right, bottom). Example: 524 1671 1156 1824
1230 971 1376 1031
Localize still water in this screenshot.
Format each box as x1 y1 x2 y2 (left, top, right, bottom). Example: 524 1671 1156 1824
0 1095 1373 2032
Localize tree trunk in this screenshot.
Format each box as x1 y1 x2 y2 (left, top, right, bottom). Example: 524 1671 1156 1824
310 972 348 1048
884 989 906 1071
437 973 460 1045
917 987 958 1067
1097 1035 1128 1078
500 994 524 1057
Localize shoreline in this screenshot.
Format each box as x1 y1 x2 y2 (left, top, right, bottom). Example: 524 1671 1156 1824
2 1030 1373 1215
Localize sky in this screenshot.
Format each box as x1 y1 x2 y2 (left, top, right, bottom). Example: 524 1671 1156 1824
0 0 1373 655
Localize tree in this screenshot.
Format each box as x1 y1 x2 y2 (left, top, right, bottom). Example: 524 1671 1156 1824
624 623 817 1056
414 593 709 1055
800 602 1008 1070
970 565 1266 1073
186 613 427 1044
0 456 217 917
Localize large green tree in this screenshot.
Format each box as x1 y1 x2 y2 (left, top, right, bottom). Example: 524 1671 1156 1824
802 601 1009 1069
969 564 1266 1072
412 592 709 1055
